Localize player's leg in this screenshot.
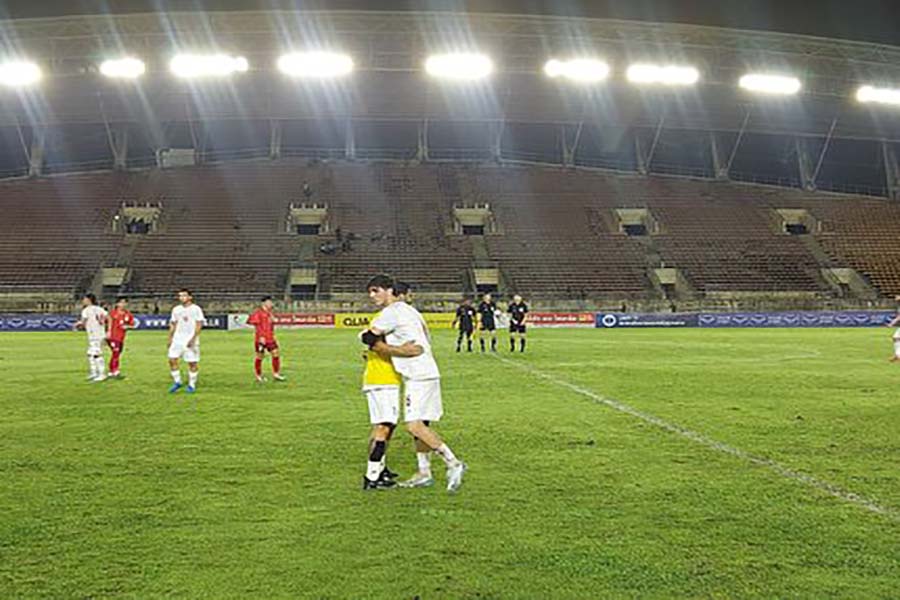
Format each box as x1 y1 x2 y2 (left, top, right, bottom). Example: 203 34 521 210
456 328 464 352
402 379 465 492
270 345 285 381
490 329 497 352
509 328 517 351
892 340 900 362
363 386 400 490
168 354 183 392
520 328 527 352
479 327 486 352
89 340 106 381
466 328 473 352
254 346 265 382
187 362 199 392
86 344 97 380
108 340 122 377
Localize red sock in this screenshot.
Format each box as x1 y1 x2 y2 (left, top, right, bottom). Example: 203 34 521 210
272 356 281 374
110 351 120 373
254 357 262 376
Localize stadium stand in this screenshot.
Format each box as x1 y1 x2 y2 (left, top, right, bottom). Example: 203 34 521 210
2 161 900 308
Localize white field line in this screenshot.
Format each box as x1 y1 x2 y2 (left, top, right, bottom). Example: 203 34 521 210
494 354 898 521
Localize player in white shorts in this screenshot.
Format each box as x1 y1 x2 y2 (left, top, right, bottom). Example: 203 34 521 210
366 274 467 493
886 296 900 363
74 293 108 382
167 288 205 394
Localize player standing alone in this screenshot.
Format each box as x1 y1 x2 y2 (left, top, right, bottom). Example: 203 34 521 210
106 296 135 378
477 292 498 352
452 297 477 353
886 295 900 363
508 294 529 352
247 296 285 382
167 289 204 394
366 274 467 492
75 293 108 382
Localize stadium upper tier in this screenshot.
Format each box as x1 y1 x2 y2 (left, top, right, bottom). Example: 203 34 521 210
1 160 900 307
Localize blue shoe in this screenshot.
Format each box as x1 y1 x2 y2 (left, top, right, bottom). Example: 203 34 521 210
169 382 183 394
186 385 196 394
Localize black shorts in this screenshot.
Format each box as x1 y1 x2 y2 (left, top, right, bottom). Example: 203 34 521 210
480 320 496 332
510 322 527 334
459 325 475 335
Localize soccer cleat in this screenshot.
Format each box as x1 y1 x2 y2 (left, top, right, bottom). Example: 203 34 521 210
362 474 397 491
186 385 196 394
383 467 399 480
255 375 266 383
169 382 183 394
397 472 435 489
446 462 467 493
272 373 287 382
109 372 123 379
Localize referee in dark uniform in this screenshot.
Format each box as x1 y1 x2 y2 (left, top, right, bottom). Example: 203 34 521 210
508 294 529 352
452 297 477 352
477 292 498 352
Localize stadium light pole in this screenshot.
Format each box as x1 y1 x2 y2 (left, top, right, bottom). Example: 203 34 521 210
170 54 249 79
424 53 494 81
626 63 699 86
277 52 354 78
0 60 42 87
739 73 801 95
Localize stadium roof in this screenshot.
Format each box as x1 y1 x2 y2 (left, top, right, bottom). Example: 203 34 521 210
2 0 900 47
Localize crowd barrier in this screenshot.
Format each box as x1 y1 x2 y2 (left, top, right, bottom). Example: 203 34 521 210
2 311 895 332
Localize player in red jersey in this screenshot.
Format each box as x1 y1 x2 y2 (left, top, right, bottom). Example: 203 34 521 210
106 296 135 378
247 296 285 382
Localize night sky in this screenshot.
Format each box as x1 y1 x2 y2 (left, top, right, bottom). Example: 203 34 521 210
1 0 900 47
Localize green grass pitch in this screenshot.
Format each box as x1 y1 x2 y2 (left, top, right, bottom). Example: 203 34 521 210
1 327 898 598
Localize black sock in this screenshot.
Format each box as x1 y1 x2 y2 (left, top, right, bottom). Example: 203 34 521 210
480 339 485 351
369 440 386 462
491 338 497 351
520 339 526 352
467 339 472 352
510 339 515 351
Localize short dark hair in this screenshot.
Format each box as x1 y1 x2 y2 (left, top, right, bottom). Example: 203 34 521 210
366 274 394 291
178 288 193 296
115 296 128 303
261 295 273 303
393 281 411 296
84 293 97 304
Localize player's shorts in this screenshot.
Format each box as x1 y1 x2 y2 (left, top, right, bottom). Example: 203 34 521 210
894 339 900 358
255 339 279 353
168 341 200 363
403 378 443 422
107 338 125 353
363 385 400 425
480 319 496 332
509 322 527 334
459 325 474 336
86 338 104 356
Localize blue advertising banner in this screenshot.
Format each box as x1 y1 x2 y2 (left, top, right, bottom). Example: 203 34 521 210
697 311 894 328
597 313 700 328
0 313 228 331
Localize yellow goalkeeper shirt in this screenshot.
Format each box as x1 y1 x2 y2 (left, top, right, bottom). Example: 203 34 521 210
363 349 402 387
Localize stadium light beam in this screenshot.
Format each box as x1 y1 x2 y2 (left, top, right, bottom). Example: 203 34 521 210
277 52 354 78
170 54 249 79
857 85 900 106
0 61 42 87
627 63 699 86
100 57 146 79
544 58 610 83
425 53 493 81
739 73 801 95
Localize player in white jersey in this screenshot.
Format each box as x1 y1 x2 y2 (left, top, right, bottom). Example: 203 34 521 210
886 295 900 363
365 274 467 493
167 288 205 394
74 293 108 382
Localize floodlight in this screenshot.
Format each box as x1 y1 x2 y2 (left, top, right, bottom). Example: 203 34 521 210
277 52 354 78
626 63 699 86
100 57 146 79
739 73 801 95
544 58 610 82
425 53 493 81
170 54 249 79
857 85 900 106
0 61 42 87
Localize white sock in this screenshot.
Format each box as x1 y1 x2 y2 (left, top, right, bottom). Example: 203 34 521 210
94 357 106 378
171 370 182 384
88 358 97 378
435 444 459 467
416 452 432 476
366 461 382 482
188 371 198 388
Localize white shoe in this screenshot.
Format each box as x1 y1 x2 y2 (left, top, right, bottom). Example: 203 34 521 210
255 375 266 383
91 375 108 383
446 462 467 493
397 472 435 488
272 373 286 382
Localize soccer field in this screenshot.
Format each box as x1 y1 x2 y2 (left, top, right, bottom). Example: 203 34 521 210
1 328 898 598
